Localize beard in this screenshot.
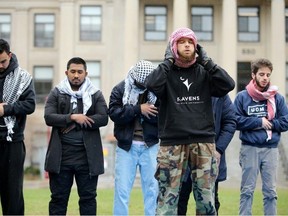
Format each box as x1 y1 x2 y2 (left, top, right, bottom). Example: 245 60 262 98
255 78 269 92
69 79 83 91
178 52 195 62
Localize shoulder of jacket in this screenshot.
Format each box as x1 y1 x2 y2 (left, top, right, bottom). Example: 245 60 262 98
112 80 125 93
236 90 248 97
53 88 69 100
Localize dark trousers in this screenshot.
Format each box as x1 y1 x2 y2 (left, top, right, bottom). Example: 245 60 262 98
49 164 98 215
0 141 25 215
178 176 220 215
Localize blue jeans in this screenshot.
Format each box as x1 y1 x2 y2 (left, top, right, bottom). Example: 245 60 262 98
113 142 159 216
49 164 98 215
239 145 278 216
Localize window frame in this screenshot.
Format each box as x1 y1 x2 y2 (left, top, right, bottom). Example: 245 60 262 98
33 66 54 104
237 62 251 92
86 61 101 89
237 6 260 42
34 13 55 48
79 5 102 41
144 5 167 41
191 6 214 42
0 13 11 43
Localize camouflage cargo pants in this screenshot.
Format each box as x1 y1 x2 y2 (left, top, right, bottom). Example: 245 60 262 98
155 143 218 215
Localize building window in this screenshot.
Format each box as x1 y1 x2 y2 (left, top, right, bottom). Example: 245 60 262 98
87 61 101 89
34 66 53 103
237 62 251 92
80 6 102 41
285 8 288 42
0 14 11 43
34 14 55 47
144 6 167 41
191 6 213 41
238 7 259 42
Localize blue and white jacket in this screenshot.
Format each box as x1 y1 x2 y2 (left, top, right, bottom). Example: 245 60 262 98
234 90 288 148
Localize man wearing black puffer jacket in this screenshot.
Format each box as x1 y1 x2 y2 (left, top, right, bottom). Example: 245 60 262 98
109 60 159 216
0 39 36 215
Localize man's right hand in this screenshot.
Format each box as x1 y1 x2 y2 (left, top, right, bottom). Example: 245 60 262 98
141 103 158 119
262 117 272 130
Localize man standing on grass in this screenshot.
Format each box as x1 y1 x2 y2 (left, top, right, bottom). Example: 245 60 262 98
109 60 159 216
178 94 237 215
145 27 235 215
234 58 288 215
0 39 36 215
44 57 108 215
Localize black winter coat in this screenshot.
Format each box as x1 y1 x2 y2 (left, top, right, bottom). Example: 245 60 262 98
44 88 108 176
0 54 36 142
108 81 159 151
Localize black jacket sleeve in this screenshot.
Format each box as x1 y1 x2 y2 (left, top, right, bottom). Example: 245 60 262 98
44 88 108 130
209 65 235 97
85 90 109 130
3 79 36 116
44 88 73 127
145 60 173 98
108 81 142 125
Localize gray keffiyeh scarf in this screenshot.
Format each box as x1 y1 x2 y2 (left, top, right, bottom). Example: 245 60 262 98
56 77 98 115
2 67 32 141
123 60 157 105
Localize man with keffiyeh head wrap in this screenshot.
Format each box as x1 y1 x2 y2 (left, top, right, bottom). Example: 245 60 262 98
0 39 36 215
109 60 159 216
145 27 235 215
234 58 288 216
44 57 108 215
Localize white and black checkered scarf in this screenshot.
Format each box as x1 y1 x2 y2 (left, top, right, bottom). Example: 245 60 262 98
2 66 32 141
123 60 157 105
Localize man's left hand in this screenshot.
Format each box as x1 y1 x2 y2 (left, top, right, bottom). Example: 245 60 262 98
71 114 95 128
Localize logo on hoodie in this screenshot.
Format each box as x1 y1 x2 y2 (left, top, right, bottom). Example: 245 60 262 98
180 77 193 91
176 77 201 104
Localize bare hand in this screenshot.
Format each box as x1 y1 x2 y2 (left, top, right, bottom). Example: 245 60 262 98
215 151 221 167
140 103 158 119
71 114 94 128
262 117 272 130
0 103 7 117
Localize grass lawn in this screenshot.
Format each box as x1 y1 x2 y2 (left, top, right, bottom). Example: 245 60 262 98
12 186 287 215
